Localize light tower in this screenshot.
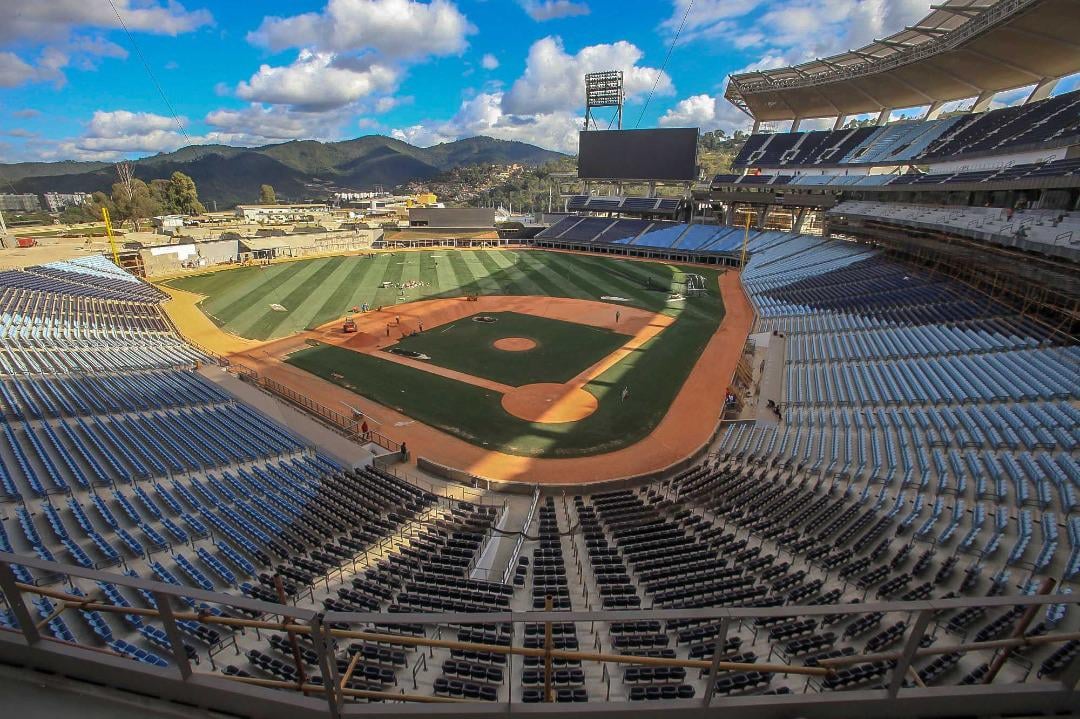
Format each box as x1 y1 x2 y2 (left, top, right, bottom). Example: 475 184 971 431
583 71 624 131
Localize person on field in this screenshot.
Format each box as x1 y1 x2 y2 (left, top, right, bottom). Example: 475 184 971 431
399 442 408 462
615 310 621 324
621 386 630 402
360 420 369 438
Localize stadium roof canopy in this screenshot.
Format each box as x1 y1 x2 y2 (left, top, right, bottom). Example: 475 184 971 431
724 0 1080 122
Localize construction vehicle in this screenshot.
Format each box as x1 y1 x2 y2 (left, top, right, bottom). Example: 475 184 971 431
342 316 357 333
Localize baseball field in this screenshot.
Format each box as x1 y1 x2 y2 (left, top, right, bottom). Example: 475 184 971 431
163 250 727 459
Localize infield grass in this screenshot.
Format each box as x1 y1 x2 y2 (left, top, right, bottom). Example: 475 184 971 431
387 311 629 386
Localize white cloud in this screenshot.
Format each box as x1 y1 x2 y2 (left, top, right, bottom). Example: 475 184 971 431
236 51 399 111
203 105 346 145
520 1 590 21
481 53 499 70
0 0 212 43
659 94 752 134
40 110 188 160
393 91 579 152
0 48 68 88
503 36 672 116
661 0 764 41
29 103 358 162
664 0 931 67
390 35 672 153
0 1 208 88
248 0 473 60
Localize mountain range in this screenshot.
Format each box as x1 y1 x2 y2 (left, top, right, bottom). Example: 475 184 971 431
0 136 567 209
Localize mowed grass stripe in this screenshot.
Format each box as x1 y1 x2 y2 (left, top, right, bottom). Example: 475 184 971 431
433 251 459 294
459 251 503 295
514 251 590 299
343 254 394 311
373 253 408 308
473 251 523 295
539 251 661 309
221 258 334 335
219 261 327 322
484 251 546 296
236 257 344 339
311 256 381 325
197 264 297 323
284 256 362 332
445 251 483 296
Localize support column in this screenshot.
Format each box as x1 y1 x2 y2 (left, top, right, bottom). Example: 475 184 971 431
923 101 946 121
1026 77 1059 104
875 108 891 125
751 120 761 134
790 117 803 132
832 114 847 131
971 91 996 113
794 207 809 233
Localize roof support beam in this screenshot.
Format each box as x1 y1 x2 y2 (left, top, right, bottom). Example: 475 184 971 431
874 38 918 49
923 101 947 120
919 59 984 94
875 108 892 126
971 90 996 113
907 25 951 36
791 117 803 132
928 5 982 18
881 73 938 104
1025 77 1059 104
999 24 1080 51
833 114 847 131
960 47 1045 81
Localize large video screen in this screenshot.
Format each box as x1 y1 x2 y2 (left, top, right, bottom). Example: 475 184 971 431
578 128 698 181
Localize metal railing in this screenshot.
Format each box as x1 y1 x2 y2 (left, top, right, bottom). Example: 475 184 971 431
1 552 1078 718
502 486 541 585
730 0 1035 93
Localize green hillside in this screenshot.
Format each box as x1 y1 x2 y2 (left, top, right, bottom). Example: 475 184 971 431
6 135 566 209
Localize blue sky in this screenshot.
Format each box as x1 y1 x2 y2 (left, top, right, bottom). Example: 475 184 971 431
0 0 1075 162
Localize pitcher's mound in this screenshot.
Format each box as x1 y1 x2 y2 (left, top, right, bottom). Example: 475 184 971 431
502 383 597 423
493 337 537 352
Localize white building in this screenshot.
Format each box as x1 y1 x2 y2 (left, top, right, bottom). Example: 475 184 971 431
43 192 90 213
0 194 41 212
234 204 329 223
151 215 186 234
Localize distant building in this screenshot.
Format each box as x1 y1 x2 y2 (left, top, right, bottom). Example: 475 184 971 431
234 203 329 223
152 215 186 234
408 207 496 229
43 192 90 213
0 194 41 213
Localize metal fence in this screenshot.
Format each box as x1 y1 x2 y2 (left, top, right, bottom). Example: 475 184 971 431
0 552 1077 719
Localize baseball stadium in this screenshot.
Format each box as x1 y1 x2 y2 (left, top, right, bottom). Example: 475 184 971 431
0 1 1078 718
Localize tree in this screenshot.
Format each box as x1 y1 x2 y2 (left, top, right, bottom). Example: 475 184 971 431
165 171 205 215
149 178 171 210
111 178 160 231
110 162 160 230
259 184 277 205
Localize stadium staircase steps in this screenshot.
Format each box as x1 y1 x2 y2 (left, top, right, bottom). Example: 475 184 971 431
344 504 448 575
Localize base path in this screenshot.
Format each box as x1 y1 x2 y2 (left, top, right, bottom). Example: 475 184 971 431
203 271 753 485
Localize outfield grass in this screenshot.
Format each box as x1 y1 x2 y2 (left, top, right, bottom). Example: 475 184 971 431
163 250 709 341
388 311 628 386
283 254 726 458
